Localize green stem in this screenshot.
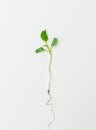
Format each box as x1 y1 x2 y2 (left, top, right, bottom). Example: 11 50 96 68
44 42 55 130
47 50 55 130
48 50 52 94
44 41 53 94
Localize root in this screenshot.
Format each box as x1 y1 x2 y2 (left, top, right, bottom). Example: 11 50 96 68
46 94 55 130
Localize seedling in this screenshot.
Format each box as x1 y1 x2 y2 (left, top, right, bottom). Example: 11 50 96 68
35 29 58 130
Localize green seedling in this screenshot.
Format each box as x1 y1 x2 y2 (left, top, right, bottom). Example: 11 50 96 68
35 29 58 130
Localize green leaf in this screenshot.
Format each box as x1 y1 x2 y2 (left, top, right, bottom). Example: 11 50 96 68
40 30 48 41
51 38 58 47
35 47 44 53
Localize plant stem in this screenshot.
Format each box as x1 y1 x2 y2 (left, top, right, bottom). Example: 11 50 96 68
46 49 55 130
48 50 52 94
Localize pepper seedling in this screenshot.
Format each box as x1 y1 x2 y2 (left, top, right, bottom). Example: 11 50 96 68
35 30 57 94
35 29 58 130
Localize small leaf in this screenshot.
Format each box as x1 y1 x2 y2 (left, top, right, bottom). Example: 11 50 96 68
51 38 58 47
35 47 44 53
40 30 48 41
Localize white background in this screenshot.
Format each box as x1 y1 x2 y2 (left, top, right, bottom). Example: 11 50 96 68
0 0 96 130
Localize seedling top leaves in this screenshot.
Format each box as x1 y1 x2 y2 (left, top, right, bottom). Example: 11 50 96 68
35 29 58 54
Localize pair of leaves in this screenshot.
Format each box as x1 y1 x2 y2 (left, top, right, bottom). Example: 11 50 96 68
40 30 58 46
35 29 58 53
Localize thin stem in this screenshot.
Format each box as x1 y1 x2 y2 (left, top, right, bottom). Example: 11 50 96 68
48 51 52 93
46 50 55 130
